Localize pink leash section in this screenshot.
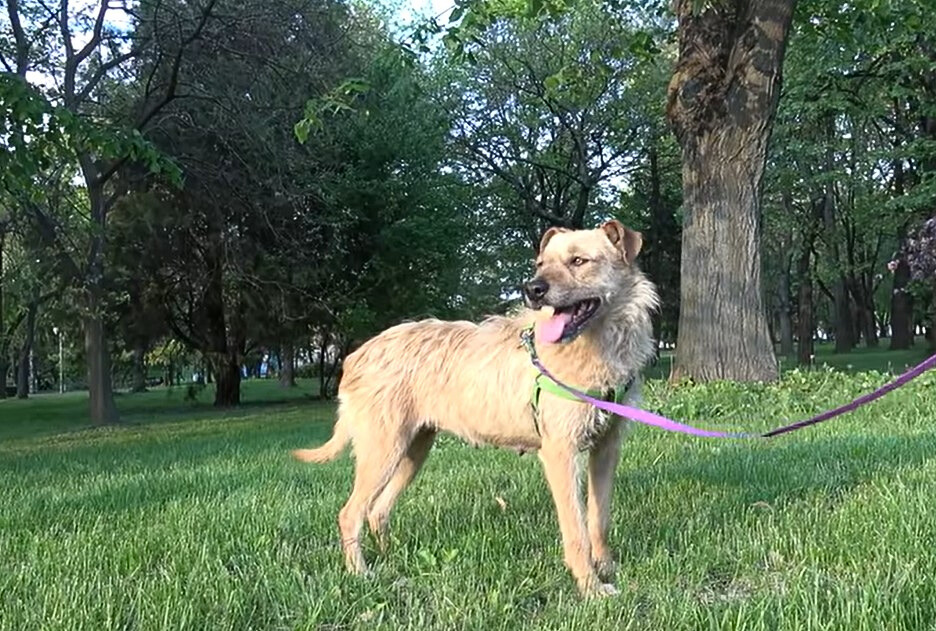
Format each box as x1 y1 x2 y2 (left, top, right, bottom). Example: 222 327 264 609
528 350 936 440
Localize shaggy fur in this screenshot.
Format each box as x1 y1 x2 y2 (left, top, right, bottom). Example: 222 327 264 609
292 220 658 597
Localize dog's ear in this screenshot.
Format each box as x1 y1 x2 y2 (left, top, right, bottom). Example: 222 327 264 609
538 226 569 254
601 220 643 265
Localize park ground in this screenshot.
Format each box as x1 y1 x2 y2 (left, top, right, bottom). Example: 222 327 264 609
2 342 936 630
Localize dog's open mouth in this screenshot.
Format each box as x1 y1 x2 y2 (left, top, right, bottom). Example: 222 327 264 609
534 298 601 344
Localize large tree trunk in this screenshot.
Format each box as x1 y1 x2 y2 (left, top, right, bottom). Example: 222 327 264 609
666 0 794 382
214 353 241 407
279 344 296 388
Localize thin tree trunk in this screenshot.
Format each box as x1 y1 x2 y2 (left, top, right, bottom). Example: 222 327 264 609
279 344 296 388
796 247 814 365
666 0 794 382
166 357 175 387
15 300 37 399
131 342 147 393
778 259 794 356
890 148 913 350
318 329 329 398
862 286 879 348
81 166 120 424
0 227 5 399
929 280 936 352
0 356 7 398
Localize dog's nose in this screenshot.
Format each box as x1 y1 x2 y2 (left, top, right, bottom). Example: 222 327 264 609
523 278 549 302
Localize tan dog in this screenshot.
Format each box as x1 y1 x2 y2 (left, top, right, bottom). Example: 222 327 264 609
292 220 658 597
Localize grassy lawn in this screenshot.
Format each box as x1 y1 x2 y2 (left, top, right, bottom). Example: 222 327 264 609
2 348 936 630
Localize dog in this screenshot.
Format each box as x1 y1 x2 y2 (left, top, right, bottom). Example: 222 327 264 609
292 220 658 597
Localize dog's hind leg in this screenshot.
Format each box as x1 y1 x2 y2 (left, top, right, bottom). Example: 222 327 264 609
539 439 615 598
367 429 436 553
338 426 410 576
587 420 624 581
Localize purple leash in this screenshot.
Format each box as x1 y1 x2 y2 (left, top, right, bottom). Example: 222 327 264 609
524 332 936 439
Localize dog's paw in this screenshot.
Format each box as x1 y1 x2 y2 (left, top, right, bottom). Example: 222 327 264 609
586 582 620 599
579 577 621 599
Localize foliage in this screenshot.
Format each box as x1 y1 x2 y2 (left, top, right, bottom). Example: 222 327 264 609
904 217 936 280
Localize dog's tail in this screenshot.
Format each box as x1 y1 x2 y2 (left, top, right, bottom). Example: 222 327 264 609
291 416 350 464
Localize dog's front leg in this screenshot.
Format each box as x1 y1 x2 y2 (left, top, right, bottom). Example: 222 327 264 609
538 440 617 598
587 419 624 581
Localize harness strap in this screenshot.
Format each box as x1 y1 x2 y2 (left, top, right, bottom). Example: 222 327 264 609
523 326 635 436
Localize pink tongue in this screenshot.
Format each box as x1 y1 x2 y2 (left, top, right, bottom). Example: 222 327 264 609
535 312 572 344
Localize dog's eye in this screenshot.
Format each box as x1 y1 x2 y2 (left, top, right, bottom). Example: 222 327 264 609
570 256 588 267
535 260 544 268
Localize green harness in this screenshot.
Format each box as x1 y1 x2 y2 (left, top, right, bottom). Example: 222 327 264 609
520 325 634 436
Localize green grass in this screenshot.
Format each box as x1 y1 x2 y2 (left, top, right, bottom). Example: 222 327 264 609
2 358 936 630
646 338 933 381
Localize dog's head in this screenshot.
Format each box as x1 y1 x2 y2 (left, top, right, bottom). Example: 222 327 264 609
523 220 643 344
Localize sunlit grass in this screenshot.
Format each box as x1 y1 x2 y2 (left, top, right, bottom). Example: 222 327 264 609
2 365 936 630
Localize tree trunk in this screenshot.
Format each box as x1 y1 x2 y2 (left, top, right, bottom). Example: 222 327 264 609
166 358 175 387
85 309 119 423
0 227 5 400
81 163 120 424
796 247 814 365
890 260 915 351
131 342 147 393
214 354 241 407
861 290 878 348
669 139 779 381
929 279 936 352
889 150 913 350
666 0 794 382
318 328 329 398
15 300 37 399
279 344 296 388
778 261 794 356
0 356 7 399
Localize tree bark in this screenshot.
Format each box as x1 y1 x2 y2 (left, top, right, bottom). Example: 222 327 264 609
666 0 794 382
279 344 296 388
15 299 37 399
778 259 794 356
214 353 241 406
889 258 913 349
929 279 936 352
81 164 120 424
318 328 329 398
796 247 814 365
0 227 6 400
131 342 147 393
